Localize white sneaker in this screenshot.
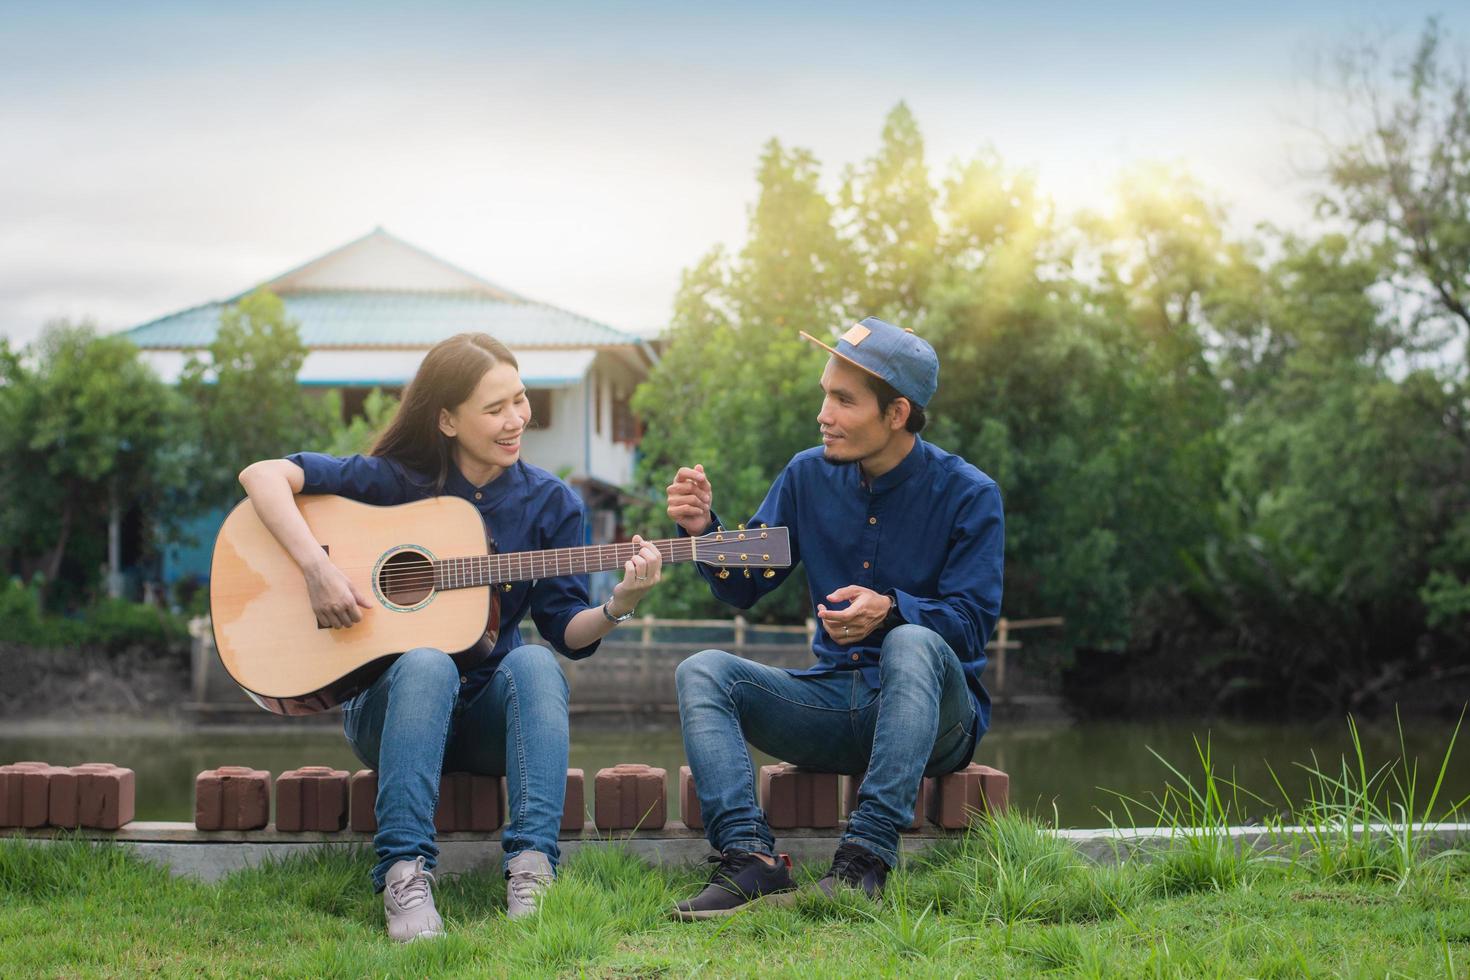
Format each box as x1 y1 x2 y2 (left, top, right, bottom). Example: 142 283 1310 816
384 857 445 942
506 850 555 920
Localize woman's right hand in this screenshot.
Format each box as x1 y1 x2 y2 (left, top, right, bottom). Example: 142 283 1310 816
304 556 373 629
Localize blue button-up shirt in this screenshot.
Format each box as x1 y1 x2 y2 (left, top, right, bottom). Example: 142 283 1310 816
285 452 599 696
689 436 1003 747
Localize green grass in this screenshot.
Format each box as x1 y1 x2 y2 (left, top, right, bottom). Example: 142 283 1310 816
3 718 1467 977
2 816 1467 978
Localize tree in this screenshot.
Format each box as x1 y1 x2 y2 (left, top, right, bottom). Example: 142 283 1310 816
1319 19 1470 362
631 139 851 620
0 323 184 608
177 289 337 510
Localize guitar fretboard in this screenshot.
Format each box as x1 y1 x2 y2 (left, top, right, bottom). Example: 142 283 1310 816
433 537 700 590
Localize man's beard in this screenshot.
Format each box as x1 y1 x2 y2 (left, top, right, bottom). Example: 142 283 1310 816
820 445 853 465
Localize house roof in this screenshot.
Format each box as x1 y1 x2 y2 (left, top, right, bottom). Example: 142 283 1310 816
139 347 598 388
124 228 649 355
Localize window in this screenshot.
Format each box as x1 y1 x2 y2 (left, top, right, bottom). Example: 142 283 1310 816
527 389 552 429
612 387 640 444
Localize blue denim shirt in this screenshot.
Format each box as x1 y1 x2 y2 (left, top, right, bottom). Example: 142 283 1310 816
688 437 1003 743
285 452 599 696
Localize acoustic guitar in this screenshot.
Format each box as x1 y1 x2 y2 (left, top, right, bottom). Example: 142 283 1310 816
209 494 791 715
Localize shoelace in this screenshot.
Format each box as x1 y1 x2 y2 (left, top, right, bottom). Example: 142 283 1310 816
705 852 761 895
829 846 884 884
508 868 553 905
387 858 435 910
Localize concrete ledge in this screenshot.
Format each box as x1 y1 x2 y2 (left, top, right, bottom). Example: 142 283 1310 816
8 822 1468 882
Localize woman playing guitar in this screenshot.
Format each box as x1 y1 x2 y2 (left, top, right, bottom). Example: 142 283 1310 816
238 332 663 940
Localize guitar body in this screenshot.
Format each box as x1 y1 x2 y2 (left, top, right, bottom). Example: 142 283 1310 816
210 495 496 716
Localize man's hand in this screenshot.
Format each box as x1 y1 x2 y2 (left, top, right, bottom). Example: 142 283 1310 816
666 464 713 537
816 585 893 645
304 556 373 629
606 535 664 617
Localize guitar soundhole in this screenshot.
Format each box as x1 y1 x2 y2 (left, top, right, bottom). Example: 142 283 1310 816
378 550 434 607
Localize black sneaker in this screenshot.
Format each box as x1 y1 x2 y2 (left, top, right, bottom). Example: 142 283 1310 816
672 850 797 920
817 842 889 900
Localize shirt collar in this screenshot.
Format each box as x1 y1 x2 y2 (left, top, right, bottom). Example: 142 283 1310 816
446 459 522 505
866 435 927 494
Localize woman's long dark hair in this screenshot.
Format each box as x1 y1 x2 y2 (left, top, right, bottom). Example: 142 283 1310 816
370 332 519 492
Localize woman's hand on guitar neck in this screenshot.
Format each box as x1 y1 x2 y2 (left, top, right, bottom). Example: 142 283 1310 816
606 534 663 618
304 555 373 629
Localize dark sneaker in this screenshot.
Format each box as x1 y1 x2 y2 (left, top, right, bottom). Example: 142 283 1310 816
672 850 797 920
817 842 889 900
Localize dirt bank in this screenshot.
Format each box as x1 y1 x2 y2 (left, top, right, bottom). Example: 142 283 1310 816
0 643 189 719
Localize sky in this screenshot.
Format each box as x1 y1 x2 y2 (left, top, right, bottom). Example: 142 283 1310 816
1 0 1465 345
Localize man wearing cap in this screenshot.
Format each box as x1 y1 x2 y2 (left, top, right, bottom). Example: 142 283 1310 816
666 316 1004 919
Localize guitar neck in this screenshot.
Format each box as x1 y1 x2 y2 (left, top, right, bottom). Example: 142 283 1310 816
433 537 700 591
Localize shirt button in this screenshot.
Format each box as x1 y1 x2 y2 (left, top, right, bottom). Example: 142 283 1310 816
474 492 483 500
850 653 860 661
460 675 468 683
868 516 877 525
862 561 870 569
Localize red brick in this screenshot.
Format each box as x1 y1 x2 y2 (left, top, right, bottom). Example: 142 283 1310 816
349 770 378 832
72 763 135 830
434 772 503 833
844 774 933 831
350 770 506 833
194 767 271 831
678 766 702 830
275 767 348 832
562 769 585 832
0 762 55 828
593 764 666 830
760 764 839 829
47 767 79 828
929 764 1009 829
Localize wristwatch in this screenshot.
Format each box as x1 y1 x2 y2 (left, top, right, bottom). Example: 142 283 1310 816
601 599 636 624
882 591 903 629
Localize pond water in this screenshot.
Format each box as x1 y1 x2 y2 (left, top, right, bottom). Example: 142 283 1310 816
2 716 1465 828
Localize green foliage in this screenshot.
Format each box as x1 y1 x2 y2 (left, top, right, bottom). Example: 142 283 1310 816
320 387 401 457
0 577 187 651
631 23 1470 712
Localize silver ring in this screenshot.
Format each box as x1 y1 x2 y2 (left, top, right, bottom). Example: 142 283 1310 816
637 574 648 581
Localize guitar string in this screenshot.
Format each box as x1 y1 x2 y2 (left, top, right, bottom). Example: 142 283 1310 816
375 542 711 590
373 542 707 590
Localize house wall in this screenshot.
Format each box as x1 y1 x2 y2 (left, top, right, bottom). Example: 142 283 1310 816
585 355 640 488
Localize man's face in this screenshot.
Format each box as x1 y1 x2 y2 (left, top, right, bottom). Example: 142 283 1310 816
816 356 899 463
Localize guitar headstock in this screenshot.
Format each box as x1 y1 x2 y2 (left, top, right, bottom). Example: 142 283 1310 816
692 525 792 573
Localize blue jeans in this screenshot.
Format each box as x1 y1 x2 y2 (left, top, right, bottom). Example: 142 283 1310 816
343 644 570 890
675 624 977 867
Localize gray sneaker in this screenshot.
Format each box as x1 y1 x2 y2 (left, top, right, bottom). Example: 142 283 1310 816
384 857 445 942
506 850 555 920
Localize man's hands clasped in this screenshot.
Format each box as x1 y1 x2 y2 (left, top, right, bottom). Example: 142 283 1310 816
666 464 713 537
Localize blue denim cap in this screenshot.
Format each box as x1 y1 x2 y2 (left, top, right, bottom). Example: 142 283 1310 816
799 316 939 407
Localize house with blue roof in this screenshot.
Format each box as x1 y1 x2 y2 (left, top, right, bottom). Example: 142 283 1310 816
125 228 658 589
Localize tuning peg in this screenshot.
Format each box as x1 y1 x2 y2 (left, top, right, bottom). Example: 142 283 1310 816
743 568 751 579
758 523 767 529
763 569 775 578
737 523 746 530
502 583 513 592
717 568 730 580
